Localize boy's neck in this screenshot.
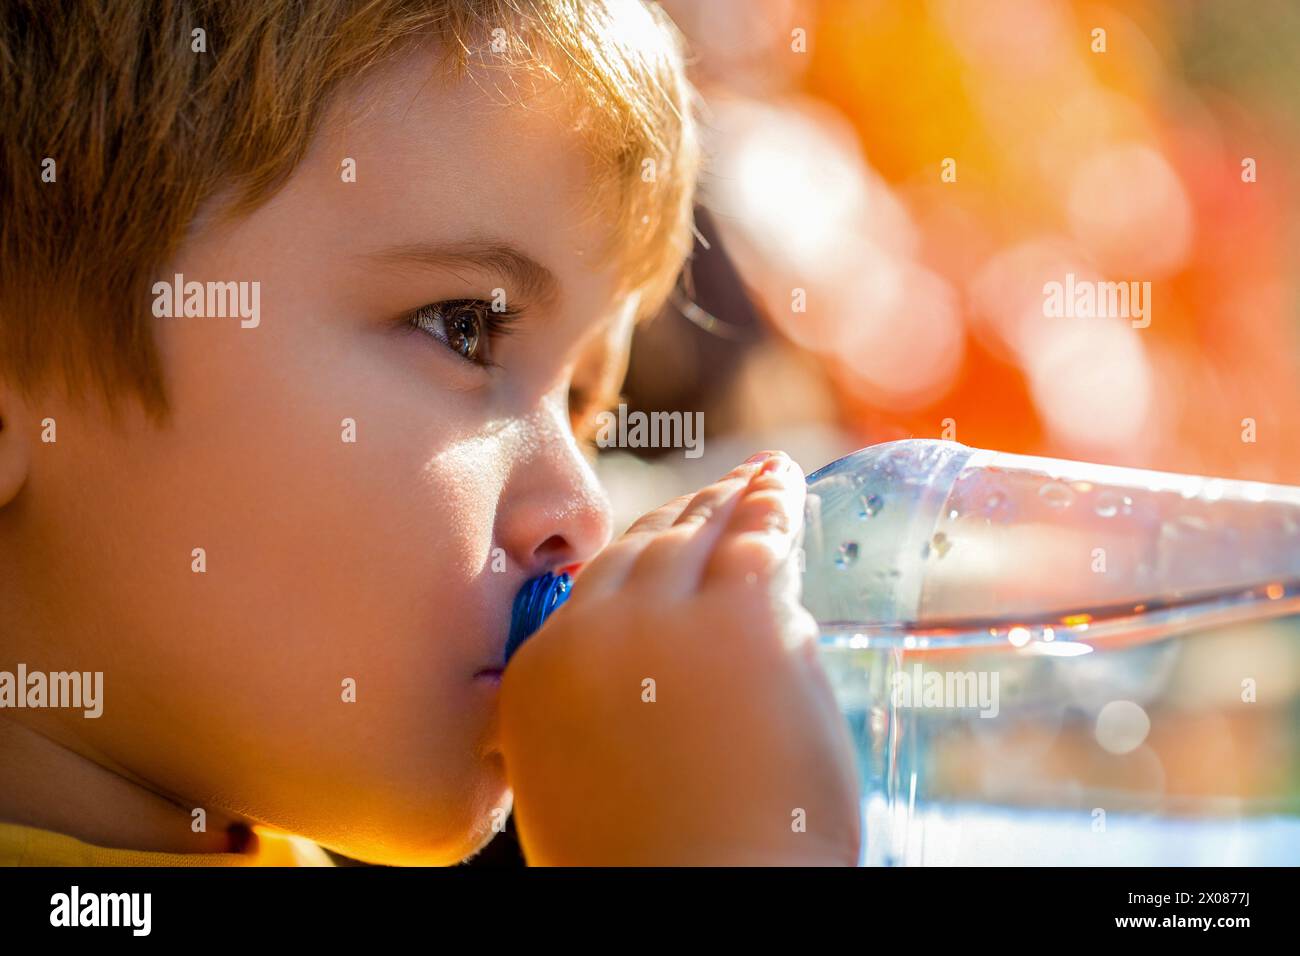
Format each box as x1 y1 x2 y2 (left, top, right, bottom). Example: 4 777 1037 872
0 716 247 854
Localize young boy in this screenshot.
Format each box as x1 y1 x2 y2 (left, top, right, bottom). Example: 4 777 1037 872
0 0 860 866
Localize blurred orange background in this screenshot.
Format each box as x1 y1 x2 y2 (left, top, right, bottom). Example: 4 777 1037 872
618 0 1300 507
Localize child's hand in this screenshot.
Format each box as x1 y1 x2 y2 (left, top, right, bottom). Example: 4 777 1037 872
499 451 862 865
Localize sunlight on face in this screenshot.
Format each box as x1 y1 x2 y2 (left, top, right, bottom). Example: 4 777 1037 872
14 42 638 864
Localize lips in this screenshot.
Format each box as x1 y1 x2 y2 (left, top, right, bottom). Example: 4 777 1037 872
473 585 517 677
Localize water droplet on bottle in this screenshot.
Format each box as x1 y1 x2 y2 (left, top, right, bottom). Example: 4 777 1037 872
858 494 883 518
927 531 951 558
1038 481 1074 508
835 541 860 568
1094 493 1120 518
984 491 1005 513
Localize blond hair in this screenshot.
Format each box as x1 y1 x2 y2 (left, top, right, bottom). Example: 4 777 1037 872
0 0 699 421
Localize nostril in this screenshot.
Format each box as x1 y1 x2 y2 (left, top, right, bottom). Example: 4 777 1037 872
532 534 570 565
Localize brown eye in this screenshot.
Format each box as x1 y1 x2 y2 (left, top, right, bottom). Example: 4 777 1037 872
408 300 491 365
444 305 481 359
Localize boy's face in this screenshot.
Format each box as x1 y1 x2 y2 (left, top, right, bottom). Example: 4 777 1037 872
9 47 634 863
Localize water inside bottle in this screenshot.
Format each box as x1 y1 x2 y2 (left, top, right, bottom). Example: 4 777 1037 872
801 440 1300 863
819 595 1300 865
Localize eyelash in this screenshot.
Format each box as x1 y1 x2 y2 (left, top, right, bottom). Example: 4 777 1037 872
405 299 521 368
404 298 621 449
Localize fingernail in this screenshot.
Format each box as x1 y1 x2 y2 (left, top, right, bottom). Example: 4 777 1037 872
760 454 795 476
744 450 776 464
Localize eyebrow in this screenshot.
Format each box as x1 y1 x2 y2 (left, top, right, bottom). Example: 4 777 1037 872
364 239 561 307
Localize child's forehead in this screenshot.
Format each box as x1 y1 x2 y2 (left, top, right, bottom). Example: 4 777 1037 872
325 39 576 138
300 43 618 275
310 46 611 252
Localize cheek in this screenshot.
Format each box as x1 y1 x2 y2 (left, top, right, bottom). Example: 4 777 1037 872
170 368 502 713
43 318 515 817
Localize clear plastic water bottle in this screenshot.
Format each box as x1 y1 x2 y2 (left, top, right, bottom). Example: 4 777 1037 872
801 439 1300 642
799 440 1300 865
510 439 1300 654
506 440 1300 865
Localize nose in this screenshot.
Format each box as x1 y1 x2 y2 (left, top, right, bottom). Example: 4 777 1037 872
497 407 613 577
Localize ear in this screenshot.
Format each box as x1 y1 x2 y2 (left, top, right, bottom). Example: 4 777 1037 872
0 386 33 507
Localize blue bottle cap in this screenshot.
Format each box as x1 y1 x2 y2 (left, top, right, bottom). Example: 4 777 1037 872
504 571 573 665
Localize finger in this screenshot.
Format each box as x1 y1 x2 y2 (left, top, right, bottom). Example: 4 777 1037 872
670 451 784 530
702 453 807 588
626 461 767 594
574 453 774 597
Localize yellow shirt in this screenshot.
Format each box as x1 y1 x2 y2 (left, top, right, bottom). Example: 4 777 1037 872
0 821 335 867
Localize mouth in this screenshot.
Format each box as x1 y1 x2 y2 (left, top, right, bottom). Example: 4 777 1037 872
474 566 580 687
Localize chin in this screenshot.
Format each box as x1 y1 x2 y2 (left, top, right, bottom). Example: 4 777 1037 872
322 757 513 866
